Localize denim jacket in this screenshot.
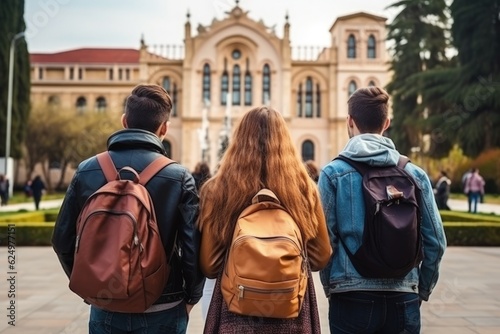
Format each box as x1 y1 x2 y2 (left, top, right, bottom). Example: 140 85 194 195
318 134 446 301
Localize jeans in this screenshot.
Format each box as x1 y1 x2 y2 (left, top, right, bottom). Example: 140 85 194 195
328 291 420 334
468 191 481 213
89 302 188 334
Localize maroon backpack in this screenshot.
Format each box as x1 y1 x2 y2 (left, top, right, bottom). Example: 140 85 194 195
69 152 175 312
335 155 423 278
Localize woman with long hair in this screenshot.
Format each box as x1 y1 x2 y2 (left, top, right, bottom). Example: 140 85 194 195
198 106 331 333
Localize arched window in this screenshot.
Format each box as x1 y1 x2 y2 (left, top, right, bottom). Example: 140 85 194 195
232 65 241 105
301 140 315 161
172 84 178 117
162 140 172 158
244 71 252 106
316 84 321 118
297 79 321 118
96 96 107 112
162 76 171 92
367 35 376 59
305 77 313 118
347 34 356 59
348 80 357 97
262 64 271 104
221 70 229 106
368 80 376 87
76 96 87 113
162 76 178 117
203 64 211 103
297 84 303 117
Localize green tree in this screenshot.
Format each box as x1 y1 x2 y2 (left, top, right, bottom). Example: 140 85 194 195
0 0 30 158
25 107 120 191
386 0 449 156
419 0 500 157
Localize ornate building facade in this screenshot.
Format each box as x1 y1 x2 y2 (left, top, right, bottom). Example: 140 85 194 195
30 4 389 172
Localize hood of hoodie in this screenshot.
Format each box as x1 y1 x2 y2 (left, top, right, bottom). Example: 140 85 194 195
340 133 400 167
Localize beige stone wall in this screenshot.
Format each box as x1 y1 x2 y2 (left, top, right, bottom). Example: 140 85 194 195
26 10 390 186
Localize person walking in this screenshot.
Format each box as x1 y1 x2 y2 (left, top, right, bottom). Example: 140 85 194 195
198 106 331 333
434 170 451 210
304 160 320 183
52 84 204 334
464 168 485 213
0 174 9 206
192 161 212 192
30 176 46 210
318 87 446 333
191 161 214 321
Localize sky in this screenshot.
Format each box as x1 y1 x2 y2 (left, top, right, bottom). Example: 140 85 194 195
24 0 398 53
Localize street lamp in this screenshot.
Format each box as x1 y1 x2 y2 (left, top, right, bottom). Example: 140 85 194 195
4 32 25 178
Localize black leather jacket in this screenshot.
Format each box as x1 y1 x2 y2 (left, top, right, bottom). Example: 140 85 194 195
52 129 204 305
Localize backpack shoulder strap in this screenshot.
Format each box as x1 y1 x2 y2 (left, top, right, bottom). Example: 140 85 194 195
96 152 118 182
334 155 370 176
397 155 410 169
139 156 177 185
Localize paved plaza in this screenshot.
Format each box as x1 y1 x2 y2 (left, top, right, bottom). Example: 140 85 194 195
1 198 499 333
0 246 499 333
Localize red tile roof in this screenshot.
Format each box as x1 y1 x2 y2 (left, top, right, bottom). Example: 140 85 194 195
30 48 140 64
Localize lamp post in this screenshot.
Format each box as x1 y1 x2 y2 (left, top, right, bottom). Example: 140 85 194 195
4 32 25 178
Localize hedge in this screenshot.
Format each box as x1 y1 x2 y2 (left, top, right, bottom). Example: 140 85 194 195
2 222 500 247
0 222 55 246
443 223 500 246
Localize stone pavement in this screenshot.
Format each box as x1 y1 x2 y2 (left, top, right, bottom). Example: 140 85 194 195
0 247 499 333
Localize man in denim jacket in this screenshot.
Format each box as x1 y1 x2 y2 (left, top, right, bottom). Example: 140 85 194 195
319 86 446 333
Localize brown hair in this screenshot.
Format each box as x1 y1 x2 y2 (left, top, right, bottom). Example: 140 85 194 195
304 160 319 182
348 86 389 133
198 106 324 246
124 84 172 133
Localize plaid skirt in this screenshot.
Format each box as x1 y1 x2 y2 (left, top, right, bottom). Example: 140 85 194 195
203 270 321 334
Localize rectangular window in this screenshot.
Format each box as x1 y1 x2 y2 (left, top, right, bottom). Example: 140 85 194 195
221 73 228 106
39 68 44 80
69 67 74 80
244 73 252 106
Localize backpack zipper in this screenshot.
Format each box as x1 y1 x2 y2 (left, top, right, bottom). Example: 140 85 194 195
237 285 295 300
233 235 302 253
75 210 139 252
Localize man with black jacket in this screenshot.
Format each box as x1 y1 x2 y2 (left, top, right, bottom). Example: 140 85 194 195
52 84 204 333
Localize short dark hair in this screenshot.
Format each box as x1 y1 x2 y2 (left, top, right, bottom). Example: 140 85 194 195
124 84 172 132
348 86 389 133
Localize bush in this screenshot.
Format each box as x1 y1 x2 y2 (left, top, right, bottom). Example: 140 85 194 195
0 222 54 246
0 212 46 223
444 223 500 246
440 211 500 223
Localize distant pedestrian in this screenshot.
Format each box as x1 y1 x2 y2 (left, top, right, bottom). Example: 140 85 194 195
461 169 472 193
192 161 211 192
464 168 485 213
304 160 320 183
434 171 451 210
24 179 33 198
0 175 9 205
30 176 46 210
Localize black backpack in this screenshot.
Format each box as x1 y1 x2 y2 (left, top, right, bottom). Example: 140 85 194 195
335 155 423 278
